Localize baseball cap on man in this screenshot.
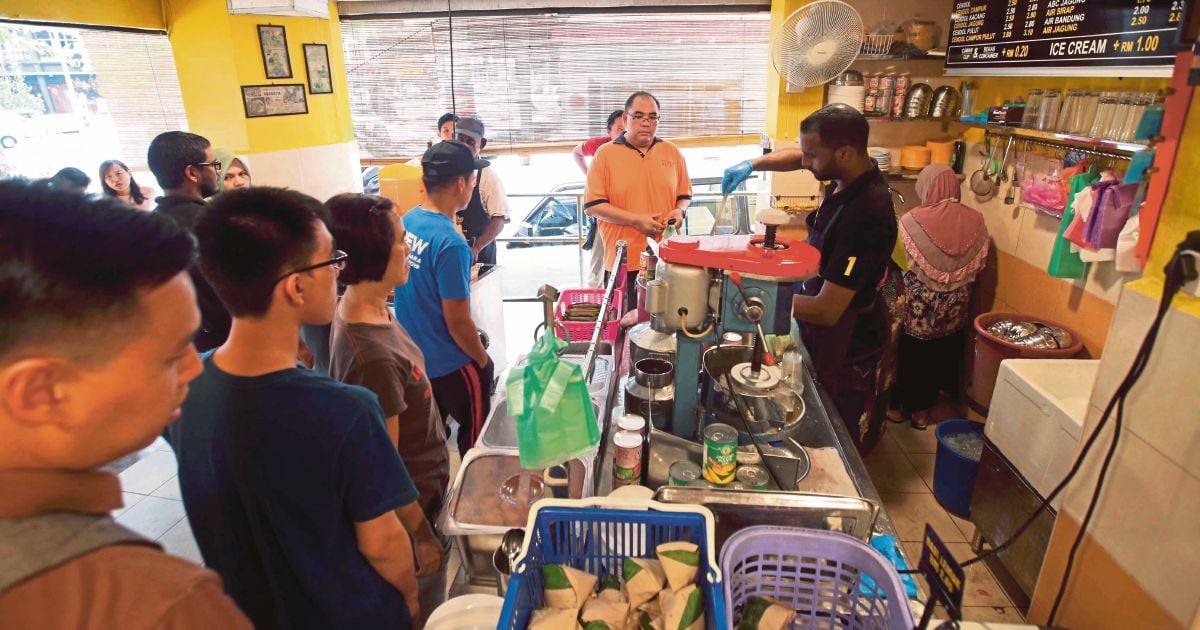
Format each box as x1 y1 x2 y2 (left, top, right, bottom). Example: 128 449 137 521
455 117 486 141
421 140 489 181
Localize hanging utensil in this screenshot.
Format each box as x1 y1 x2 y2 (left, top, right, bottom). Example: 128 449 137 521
998 136 1014 184
970 135 997 198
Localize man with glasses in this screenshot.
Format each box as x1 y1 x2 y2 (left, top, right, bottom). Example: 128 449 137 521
452 116 510 266
148 131 230 352
395 141 493 457
585 91 692 311
164 187 423 628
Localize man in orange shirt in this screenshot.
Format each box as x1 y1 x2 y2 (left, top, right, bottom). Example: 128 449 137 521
585 91 691 311
0 180 250 628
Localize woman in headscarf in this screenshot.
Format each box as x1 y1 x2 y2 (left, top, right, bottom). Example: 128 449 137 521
214 148 252 193
893 163 988 429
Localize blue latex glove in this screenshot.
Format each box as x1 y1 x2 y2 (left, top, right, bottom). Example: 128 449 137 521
721 160 754 196
862 534 920 599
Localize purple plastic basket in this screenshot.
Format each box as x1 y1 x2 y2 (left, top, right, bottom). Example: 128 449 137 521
721 526 915 630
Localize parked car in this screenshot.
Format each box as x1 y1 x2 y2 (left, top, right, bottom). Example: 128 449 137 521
506 175 758 248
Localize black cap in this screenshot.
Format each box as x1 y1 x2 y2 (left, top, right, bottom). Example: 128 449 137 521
421 140 489 181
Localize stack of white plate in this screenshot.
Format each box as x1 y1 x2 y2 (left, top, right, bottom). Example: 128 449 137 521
868 147 891 173
828 85 867 113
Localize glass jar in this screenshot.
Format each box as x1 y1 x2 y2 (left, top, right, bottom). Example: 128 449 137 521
1120 92 1151 142
1076 91 1101 136
1089 92 1119 140
1105 92 1134 141
1056 89 1080 133
1022 89 1044 129
1038 88 1062 131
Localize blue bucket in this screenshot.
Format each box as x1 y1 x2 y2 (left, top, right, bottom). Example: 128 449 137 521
933 419 985 518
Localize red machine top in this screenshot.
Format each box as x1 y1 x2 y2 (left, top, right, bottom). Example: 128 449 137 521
657 234 820 281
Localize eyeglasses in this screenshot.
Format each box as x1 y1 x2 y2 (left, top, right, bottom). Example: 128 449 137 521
193 160 223 172
273 249 348 285
629 113 660 123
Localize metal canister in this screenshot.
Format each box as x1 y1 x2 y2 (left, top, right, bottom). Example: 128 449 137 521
702 423 738 485
878 74 894 92
617 414 646 436
894 74 911 92
669 461 702 486
736 449 762 466
612 430 643 487
736 465 769 490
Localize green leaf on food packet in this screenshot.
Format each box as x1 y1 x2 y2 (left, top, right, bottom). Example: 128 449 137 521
542 564 571 590
659 549 700 567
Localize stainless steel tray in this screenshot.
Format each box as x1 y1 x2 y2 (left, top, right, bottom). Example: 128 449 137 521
646 428 811 491
652 486 879 545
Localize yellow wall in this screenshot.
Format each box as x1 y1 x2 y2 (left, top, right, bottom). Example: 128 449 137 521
763 0 825 143
0 0 164 31
1132 88 1200 318
164 0 354 155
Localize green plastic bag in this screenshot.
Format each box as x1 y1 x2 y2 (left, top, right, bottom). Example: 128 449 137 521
505 332 600 469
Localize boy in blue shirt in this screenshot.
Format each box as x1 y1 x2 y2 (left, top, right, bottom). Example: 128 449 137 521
395 141 494 456
165 187 426 629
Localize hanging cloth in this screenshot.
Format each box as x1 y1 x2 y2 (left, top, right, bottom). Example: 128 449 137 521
1047 163 1099 278
1083 179 1139 250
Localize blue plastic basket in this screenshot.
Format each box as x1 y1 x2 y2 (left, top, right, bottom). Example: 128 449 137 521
498 500 727 629
721 526 915 630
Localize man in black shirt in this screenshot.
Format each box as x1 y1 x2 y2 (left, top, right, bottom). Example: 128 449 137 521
723 105 898 449
148 131 230 353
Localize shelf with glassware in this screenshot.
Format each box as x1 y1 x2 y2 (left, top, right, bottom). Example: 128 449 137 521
961 123 1153 156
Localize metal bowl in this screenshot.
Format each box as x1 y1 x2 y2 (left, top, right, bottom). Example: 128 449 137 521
904 83 934 118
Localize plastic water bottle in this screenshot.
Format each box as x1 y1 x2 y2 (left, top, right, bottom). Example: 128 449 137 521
780 347 805 396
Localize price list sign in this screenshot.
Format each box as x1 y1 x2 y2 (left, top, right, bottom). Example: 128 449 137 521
946 0 1187 74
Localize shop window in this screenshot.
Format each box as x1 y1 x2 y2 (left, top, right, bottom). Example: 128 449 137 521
0 23 186 186
340 11 770 159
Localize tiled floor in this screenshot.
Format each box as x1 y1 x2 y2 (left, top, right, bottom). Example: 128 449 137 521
109 437 203 565
871 408 1026 624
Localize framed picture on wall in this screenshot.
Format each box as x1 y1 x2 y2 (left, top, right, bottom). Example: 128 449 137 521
257 25 292 79
241 84 308 118
303 43 333 94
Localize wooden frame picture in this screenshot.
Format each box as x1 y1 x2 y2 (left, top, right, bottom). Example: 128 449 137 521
303 43 333 94
241 84 308 118
257 24 292 79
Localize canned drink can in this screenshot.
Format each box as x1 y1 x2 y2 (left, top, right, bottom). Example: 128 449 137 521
894 74 910 91
612 430 643 487
736 449 762 466
892 90 907 117
669 460 702 486
617 414 646 436
879 74 894 91
736 465 769 490
866 74 880 91
863 93 876 114
702 423 738 485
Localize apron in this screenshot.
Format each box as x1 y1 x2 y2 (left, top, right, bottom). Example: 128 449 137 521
798 191 892 452
457 169 497 266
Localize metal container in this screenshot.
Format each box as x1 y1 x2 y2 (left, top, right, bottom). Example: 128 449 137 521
628 321 677 367
736 465 769 490
617 413 646 436
441 449 591 585
652 487 879 546
832 70 864 86
623 358 675 432
646 428 810 492
702 345 806 441
903 83 933 119
669 460 702 486
928 85 960 118
703 423 738 485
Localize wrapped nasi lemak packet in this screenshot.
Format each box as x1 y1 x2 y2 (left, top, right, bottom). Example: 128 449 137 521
579 595 629 630
622 558 667 609
660 583 704 630
544 564 599 610
529 606 582 630
597 574 624 603
736 595 796 630
656 541 700 592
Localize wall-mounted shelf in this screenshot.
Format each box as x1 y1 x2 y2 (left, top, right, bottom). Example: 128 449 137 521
965 123 1150 155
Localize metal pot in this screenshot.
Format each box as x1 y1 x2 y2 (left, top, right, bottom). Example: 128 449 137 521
904 83 934 118
628 321 677 367
623 358 674 432
929 85 961 118
833 70 864 86
702 346 805 442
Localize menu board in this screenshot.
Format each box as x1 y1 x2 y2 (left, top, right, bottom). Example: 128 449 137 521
945 0 1187 74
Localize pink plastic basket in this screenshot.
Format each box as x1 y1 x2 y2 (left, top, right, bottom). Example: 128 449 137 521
721 526 915 630
554 288 623 344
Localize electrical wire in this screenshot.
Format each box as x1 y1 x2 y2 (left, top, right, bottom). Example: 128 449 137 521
722 372 786 490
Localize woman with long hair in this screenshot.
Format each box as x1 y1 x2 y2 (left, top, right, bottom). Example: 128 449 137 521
99 160 153 210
